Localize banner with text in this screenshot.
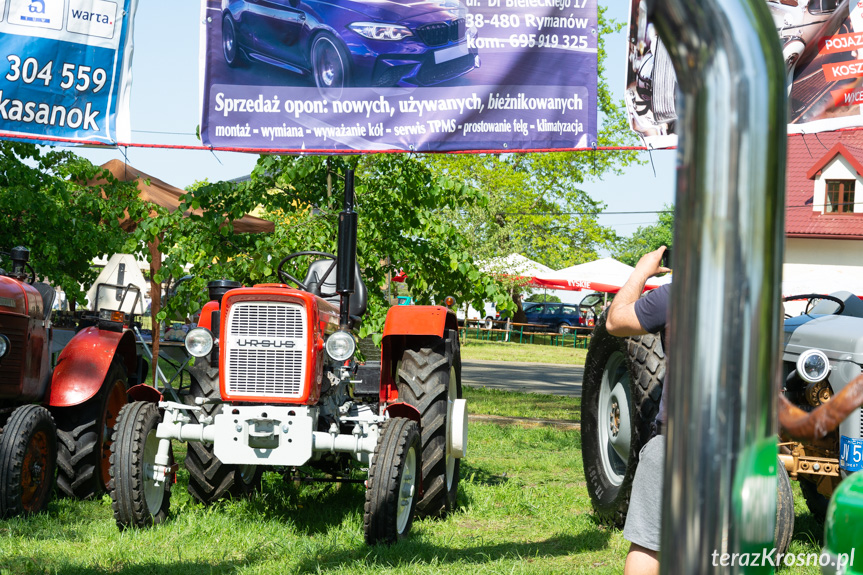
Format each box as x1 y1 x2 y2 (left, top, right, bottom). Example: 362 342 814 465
626 0 863 149
0 0 138 145
200 0 597 153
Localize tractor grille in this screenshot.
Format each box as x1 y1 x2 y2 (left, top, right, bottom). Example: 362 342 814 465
0 321 26 395
417 19 465 47
224 301 307 398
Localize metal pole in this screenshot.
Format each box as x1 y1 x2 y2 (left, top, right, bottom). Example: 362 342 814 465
649 0 787 572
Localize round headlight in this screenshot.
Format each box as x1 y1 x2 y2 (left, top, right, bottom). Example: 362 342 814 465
325 330 356 362
185 328 214 358
0 334 9 358
796 349 830 384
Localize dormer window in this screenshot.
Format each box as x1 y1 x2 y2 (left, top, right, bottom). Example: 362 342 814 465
826 179 855 213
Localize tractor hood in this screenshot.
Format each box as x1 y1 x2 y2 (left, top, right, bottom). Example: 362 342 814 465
783 313 863 364
0 276 42 319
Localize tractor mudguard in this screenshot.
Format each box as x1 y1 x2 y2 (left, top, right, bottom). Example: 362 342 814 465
198 300 219 331
127 383 162 403
380 305 458 400
49 327 137 407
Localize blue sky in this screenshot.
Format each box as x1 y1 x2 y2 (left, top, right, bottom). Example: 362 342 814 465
75 0 676 237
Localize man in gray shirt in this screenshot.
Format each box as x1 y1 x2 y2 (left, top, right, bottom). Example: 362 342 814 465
606 246 670 575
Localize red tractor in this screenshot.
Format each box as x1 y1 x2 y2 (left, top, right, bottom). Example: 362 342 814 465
0 246 143 517
108 169 468 544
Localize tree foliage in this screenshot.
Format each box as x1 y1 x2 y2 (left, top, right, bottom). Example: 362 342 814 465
0 142 147 302
611 204 674 266
426 6 642 270
148 154 513 341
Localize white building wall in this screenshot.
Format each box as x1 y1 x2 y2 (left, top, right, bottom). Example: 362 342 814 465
786 237 863 266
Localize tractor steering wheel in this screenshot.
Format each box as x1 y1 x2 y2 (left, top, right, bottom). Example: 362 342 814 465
783 293 845 317
276 251 338 297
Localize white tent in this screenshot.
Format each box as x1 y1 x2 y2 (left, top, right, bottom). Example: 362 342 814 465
782 263 863 297
481 253 553 277
532 258 669 293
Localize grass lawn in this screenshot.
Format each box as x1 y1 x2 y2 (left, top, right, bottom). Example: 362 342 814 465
0 384 825 575
460 339 587 366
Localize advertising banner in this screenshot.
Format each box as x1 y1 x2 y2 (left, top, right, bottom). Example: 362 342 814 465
0 0 138 145
626 0 863 149
200 0 597 153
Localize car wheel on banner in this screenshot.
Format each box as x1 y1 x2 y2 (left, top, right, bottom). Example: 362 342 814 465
222 15 247 68
312 34 350 100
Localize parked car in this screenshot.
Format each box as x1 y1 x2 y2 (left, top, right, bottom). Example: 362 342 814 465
220 0 481 96
523 302 585 334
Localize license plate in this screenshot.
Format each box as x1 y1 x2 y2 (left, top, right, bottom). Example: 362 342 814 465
840 435 863 472
435 43 468 64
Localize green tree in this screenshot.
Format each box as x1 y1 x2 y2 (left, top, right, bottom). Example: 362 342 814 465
427 6 642 270
146 154 513 342
0 142 147 302
525 293 561 303
612 204 674 266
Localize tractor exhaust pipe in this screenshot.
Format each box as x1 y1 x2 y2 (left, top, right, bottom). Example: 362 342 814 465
648 0 787 571
337 168 358 330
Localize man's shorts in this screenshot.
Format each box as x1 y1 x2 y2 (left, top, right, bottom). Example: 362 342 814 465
622 434 665 552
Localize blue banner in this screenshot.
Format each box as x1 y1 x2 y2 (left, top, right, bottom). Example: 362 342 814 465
0 0 137 145
200 0 597 153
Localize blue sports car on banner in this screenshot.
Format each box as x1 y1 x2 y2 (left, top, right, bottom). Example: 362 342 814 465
220 0 480 96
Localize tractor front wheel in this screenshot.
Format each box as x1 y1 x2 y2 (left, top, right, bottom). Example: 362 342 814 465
109 401 172 529
55 356 128 499
396 330 463 518
363 417 421 545
0 405 57 517
184 358 263 503
581 314 664 528
775 458 794 556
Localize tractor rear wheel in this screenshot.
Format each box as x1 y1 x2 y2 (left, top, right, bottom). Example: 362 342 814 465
0 405 57 517
363 417 421 545
184 358 263 503
775 458 794 556
396 330 462 518
581 313 664 528
109 401 172 529
55 356 128 499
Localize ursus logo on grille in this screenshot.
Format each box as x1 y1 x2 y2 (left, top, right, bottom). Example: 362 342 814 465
236 338 296 349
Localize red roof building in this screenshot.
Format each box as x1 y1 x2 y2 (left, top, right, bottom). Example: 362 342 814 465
786 130 863 268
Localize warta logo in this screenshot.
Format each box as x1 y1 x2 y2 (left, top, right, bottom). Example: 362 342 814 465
67 0 117 40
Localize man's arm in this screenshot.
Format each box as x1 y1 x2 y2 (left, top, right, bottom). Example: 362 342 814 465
605 247 670 337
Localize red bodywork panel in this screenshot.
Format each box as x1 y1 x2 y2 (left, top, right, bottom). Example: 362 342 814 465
0 277 50 401
218 286 339 405
380 306 458 403
50 327 137 407
198 301 220 331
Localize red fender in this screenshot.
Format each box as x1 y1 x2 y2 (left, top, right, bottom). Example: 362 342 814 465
127 383 162 403
49 327 137 407
380 305 458 403
198 300 219 330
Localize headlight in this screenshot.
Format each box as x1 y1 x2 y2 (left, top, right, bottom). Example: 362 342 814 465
349 22 413 41
0 334 9 358
326 330 356 362
185 328 214 358
797 349 830 384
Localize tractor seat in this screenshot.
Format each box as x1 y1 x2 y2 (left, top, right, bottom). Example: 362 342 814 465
303 259 367 325
33 282 56 323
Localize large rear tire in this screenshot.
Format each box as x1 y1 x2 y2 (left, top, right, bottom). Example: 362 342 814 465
396 330 461 518
54 356 128 499
581 313 664 528
184 358 262 503
775 459 795 556
109 401 172 529
0 405 57 517
363 417 421 545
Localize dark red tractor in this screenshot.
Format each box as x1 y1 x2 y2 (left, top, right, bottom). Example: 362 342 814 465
0 246 142 516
